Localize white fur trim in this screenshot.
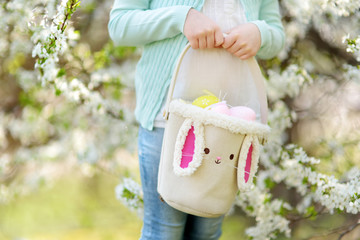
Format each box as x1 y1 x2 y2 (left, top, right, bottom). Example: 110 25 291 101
237 136 261 191
173 119 205 176
169 100 270 140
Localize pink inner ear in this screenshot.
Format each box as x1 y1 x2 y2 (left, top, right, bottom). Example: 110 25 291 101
180 126 195 169
244 144 253 183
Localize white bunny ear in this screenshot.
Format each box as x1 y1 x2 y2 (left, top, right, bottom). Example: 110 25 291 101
173 119 205 176
237 135 260 190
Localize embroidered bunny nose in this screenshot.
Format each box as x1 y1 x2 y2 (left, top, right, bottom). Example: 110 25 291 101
216 156 221 160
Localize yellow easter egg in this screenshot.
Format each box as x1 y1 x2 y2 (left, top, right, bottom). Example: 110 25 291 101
192 95 219 108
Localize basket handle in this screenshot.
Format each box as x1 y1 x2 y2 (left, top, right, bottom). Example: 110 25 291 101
163 43 192 120
163 43 268 124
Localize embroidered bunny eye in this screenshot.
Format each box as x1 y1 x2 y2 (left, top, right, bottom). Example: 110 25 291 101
204 148 210 154
229 154 234 160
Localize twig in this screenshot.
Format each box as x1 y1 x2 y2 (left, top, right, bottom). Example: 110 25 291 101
288 206 326 226
303 218 360 240
338 220 360 240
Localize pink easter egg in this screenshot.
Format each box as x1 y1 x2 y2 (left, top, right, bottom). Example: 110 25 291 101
209 102 231 115
230 106 256 121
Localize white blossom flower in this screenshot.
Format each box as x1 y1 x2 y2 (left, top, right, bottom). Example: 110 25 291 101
115 178 144 217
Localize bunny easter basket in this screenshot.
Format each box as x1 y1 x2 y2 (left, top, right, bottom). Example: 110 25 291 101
157 44 271 218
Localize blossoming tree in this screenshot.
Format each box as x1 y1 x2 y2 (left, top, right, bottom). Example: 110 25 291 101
0 0 359 239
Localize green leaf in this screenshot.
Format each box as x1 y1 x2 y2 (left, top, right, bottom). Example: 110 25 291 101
302 177 308 185
118 109 124 120
55 88 62 96
57 68 66 78
264 195 272 204
265 177 276 189
305 206 318 220
246 205 254 212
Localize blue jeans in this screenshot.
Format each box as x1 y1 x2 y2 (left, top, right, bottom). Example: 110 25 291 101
138 126 224 240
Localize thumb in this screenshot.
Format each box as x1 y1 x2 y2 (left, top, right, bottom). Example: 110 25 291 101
221 33 235 49
214 29 224 47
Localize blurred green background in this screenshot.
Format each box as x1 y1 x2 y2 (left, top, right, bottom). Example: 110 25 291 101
1 169 358 240
0 169 253 240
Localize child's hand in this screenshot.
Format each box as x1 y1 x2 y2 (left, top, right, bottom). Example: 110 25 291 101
222 23 261 60
184 9 224 49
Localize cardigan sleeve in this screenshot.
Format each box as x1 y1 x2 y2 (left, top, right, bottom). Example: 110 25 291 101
250 0 285 59
108 0 192 46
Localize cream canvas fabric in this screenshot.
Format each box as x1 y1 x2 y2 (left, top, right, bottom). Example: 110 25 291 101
172 47 268 124
157 0 271 218
157 43 271 217
158 102 269 217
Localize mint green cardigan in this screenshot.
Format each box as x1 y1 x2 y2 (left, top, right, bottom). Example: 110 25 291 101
108 0 285 130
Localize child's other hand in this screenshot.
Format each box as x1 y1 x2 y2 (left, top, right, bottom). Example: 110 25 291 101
184 9 224 49
222 23 261 60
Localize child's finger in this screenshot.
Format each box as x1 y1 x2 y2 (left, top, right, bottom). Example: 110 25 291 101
214 29 224 47
234 47 256 60
222 34 236 49
198 37 207 49
190 38 199 49
239 53 252 60
227 40 245 54
233 47 248 58
207 33 215 48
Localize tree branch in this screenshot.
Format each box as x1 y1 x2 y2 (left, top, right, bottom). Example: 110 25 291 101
338 219 360 240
